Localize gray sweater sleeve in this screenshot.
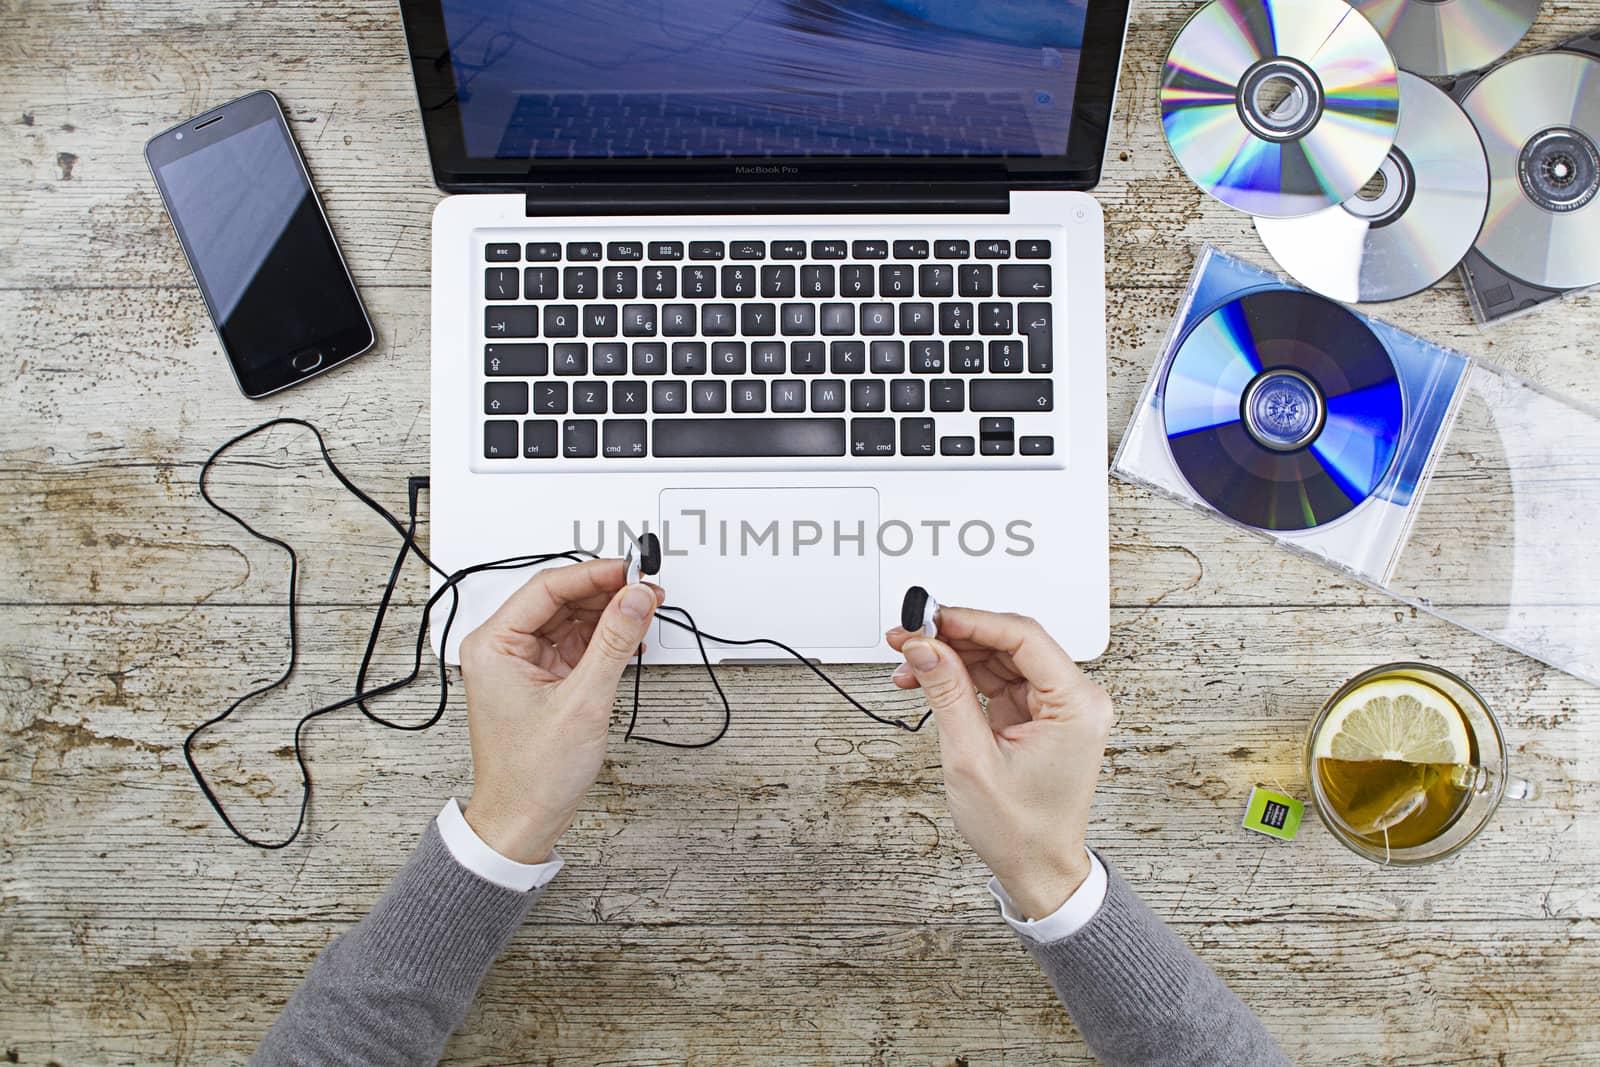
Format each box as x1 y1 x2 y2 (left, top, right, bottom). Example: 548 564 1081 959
1019 857 1288 1067
251 822 541 1067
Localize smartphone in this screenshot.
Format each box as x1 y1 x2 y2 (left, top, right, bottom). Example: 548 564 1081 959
145 91 374 398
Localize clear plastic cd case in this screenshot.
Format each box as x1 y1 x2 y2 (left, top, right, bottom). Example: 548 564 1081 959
1114 247 1600 686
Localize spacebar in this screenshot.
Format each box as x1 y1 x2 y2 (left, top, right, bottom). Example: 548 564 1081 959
653 418 847 457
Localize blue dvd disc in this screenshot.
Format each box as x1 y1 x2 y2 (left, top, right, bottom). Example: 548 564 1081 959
1161 289 1403 531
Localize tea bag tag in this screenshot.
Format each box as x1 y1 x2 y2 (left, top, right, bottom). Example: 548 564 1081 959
1242 785 1304 841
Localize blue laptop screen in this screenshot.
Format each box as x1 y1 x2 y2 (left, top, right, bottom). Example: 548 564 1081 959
438 0 1090 159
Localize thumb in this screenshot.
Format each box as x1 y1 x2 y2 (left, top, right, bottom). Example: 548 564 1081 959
567 583 658 696
901 638 994 758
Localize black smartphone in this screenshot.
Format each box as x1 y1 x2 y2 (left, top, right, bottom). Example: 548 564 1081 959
145 91 374 398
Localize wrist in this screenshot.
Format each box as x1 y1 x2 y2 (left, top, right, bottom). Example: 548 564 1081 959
462 796 567 865
996 847 1093 921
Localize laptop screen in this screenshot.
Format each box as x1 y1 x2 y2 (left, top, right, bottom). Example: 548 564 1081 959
437 0 1092 161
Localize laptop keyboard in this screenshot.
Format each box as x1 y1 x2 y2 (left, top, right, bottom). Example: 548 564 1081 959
478 231 1065 469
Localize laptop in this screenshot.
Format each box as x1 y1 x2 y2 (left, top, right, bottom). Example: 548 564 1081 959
398 0 1131 665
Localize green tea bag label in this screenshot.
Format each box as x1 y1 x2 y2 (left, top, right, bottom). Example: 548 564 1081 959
1242 785 1304 841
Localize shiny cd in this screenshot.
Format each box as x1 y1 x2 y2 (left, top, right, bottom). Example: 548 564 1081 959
1162 289 1404 531
1161 0 1400 218
1255 73 1489 303
1462 51 1600 291
1353 0 1538 77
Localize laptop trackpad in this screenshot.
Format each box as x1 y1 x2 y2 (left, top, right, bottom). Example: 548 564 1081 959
658 487 880 652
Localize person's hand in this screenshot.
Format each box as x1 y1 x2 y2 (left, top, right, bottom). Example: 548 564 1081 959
887 608 1113 920
457 558 663 864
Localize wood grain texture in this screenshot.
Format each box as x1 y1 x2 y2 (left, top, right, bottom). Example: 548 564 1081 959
3 0 1599 1064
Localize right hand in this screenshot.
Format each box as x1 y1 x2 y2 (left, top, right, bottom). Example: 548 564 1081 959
886 608 1114 920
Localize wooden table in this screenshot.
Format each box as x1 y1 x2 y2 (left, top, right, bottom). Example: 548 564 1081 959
3 2 1597 1063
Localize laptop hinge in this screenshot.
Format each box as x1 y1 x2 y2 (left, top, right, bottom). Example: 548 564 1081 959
523 182 1011 217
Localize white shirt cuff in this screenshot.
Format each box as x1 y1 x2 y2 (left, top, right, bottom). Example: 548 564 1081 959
435 798 564 893
987 848 1108 943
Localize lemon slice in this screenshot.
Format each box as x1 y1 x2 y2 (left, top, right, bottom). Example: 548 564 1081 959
1312 677 1470 764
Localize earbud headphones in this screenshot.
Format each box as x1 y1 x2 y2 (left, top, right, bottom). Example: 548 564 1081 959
624 532 662 585
900 585 940 638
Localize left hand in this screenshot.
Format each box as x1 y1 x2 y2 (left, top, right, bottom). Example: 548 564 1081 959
458 558 664 864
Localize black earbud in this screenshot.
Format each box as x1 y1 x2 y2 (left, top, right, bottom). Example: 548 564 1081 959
900 585 939 638
626 532 662 584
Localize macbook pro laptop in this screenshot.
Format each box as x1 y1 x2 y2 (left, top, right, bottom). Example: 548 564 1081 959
398 0 1131 665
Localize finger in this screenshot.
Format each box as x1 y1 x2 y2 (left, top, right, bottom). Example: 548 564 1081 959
930 606 1090 709
900 637 995 758
565 582 660 695
485 559 628 636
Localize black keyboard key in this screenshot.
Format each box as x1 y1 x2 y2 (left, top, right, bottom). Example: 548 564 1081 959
622 304 657 336
751 341 786 374
975 239 1010 259
702 303 736 336
791 342 826 374
781 303 816 336
1017 239 1052 259
604 266 638 299
999 264 1052 297
603 419 648 458
772 240 807 260
563 419 598 458
632 342 667 375
934 239 970 260
567 242 602 262
663 303 697 335
958 264 993 297
533 381 568 414
648 241 684 261
1019 302 1053 373
692 380 727 413
880 264 915 296
485 343 547 376
891 379 925 412
989 339 1025 373
732 380 766 413
931 379 964 411
654 418 846 458
801 264 836 297
761 265 796 298
840 264 875 297
1020 435 1054 456
810 240 847 260
485 267 519 300
900 302 935 335
918 264 954 297
593 342 627 375
607 241 644 261
523 267 559 300
940 435 975 456
911 341 946 374
772 380 806 412
689 241 725 260
486 305 538 338
683 265 717 298
642 265 676 299
950 340 985 373
573 381 607 414
525 242 561 262
522 420 558 458
612 380 648 414
652 380 687 413
979 416 1015 456
870 340 906 374
544 305 579 338
811 379 847 412
830 341 866 375
980 302 1013 335
730 240 766 260
553 343 587 375
861 303 895 335
852 240 889 259
582 304 618 338
740 303 777 336
900 417 935 456
486 243 520 263
851 417 896 456
851 380 886 412
712 342 747 375
484 420 517 458
722 265 757 298
892 239 929 260
671 341 707 375
971 379 1053 412
821 303 855 335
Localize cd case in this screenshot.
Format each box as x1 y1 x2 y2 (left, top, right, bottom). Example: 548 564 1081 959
1114 247 1600 686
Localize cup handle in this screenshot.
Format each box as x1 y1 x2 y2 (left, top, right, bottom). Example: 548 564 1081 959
1503 775 1540 801
1452 765 1541 801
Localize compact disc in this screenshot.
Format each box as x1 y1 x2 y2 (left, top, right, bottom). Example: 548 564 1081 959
1462 50 1600 291
1162 289 1404 531
1353 0 1538 77
1255 72 1489 302
1160 0 1400 218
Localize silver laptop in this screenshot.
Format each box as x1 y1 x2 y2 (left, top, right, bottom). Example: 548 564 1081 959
399 0 1131 665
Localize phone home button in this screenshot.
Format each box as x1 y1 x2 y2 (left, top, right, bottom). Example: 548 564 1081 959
290 350 325 374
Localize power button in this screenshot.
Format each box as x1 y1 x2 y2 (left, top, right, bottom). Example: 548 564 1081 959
290 350 325 373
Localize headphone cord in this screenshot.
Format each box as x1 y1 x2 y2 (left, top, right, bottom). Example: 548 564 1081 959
187 419 930 850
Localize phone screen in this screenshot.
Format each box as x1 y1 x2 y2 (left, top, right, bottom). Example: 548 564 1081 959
148 93 371 396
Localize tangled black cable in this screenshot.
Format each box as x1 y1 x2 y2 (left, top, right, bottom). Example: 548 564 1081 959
186 419 930 849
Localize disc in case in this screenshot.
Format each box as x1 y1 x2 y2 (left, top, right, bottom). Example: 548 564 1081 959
1255 72 1489 303
1161 288 1404 531
1160 0 1400 218
1353 0 1537 77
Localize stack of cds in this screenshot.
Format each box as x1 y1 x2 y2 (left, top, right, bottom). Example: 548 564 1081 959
1159 0 1600 323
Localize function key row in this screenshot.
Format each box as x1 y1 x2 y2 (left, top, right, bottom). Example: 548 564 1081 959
486 238 1051 263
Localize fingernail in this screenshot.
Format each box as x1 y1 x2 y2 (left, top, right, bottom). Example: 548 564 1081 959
891 663 913 684
904 640 938 672
620 584 655 621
